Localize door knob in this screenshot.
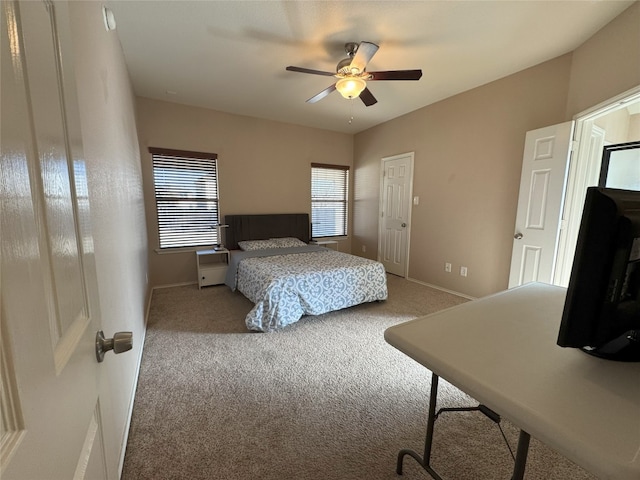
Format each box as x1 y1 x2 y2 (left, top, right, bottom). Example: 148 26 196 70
401 223 407 227
514 232 523 240
96 330 133 363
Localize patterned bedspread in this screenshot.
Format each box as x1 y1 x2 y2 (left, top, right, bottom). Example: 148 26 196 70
226 246 388 331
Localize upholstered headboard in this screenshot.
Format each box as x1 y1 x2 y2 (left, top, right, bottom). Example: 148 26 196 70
224 213 310 250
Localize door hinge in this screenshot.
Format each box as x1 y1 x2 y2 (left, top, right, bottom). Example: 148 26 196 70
570 140 578 152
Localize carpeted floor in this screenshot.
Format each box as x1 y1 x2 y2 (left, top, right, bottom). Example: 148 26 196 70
122 275 596 480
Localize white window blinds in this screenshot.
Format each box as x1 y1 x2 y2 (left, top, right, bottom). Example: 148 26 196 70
150 148 219 249
311 163 349 238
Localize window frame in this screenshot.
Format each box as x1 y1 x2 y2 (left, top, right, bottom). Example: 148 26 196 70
311 163 349 239
149 147 220 250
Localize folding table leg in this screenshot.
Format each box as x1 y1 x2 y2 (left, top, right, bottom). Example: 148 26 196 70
511 430 531 480
395 372 531 480
396 373 445 480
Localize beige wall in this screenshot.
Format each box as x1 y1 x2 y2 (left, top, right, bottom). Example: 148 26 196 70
354 55 572 298
68 1 148 473
353 2 640 298
137 2 639 294
595 109 640 144
136 98 353 286
566 2 640 118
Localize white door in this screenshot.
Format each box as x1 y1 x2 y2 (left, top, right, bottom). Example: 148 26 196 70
1 1 109 478
379 153 414 277
508 122 574 288
554 122 605 287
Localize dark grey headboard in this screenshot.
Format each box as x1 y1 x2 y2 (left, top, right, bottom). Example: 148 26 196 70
224 213 310 250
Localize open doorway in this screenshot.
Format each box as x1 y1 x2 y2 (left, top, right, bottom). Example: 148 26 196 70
554 86 640 287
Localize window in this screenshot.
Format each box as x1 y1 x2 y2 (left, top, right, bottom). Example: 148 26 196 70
311 163 349 238
149 147 220 249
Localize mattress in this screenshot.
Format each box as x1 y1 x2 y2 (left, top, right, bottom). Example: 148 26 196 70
225 246 388 331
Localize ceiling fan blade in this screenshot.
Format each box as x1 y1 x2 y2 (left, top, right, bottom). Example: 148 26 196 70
359 87 377 107
286 66 335 76
306 84 337 103
349 41 379 73
368 70 423 81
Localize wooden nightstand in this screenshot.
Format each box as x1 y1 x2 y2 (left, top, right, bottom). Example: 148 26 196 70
196 249 228 288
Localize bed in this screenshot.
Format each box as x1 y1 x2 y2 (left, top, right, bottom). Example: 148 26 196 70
223 213 388 332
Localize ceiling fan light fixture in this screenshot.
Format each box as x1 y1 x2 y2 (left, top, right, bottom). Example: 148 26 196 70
287 41 420 106
335 77 366 99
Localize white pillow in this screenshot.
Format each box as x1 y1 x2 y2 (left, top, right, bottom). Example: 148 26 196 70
237 237 305 251
269 237 307 248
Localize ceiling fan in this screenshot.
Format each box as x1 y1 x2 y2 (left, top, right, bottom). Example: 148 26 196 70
286 41 422 107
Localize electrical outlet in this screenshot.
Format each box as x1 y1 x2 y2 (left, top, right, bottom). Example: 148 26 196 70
445 262 452 273
362 245 367 253
460 266 468 277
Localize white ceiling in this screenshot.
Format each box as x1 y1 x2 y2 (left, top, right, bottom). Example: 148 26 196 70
107 0 635 134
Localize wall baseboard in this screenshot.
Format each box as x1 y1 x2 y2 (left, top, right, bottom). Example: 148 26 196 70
152 281 198 290
406 277 476 301
116 286 152 478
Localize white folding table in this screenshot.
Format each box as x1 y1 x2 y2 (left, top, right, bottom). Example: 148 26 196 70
384 283 640 480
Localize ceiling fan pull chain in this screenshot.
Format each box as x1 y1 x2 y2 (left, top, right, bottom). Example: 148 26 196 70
348 98 354 124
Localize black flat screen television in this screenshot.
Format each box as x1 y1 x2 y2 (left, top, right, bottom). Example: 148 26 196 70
557 187 640 361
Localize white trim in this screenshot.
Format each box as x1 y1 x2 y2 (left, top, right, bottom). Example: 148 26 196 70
406 276 476 301
554 123 605 286
152 281 198 289
553 85 640 286
571 85 640 122
116 285 151 478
